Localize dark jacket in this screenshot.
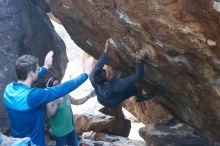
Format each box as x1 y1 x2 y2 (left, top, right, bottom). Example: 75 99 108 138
90 53 144 107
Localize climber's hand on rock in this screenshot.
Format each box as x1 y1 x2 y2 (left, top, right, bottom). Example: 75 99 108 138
138 50 147 60
133 50 147 62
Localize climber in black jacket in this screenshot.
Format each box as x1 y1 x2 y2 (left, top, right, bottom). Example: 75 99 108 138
89 39 154 108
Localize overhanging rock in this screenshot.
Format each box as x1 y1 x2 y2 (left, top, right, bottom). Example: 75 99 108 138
48 0 220 142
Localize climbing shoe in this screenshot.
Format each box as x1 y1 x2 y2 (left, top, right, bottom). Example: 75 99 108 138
136 91 155 103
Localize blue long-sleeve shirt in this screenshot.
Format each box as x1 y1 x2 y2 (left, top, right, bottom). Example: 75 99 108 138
89 53 144 107
4 67 88 146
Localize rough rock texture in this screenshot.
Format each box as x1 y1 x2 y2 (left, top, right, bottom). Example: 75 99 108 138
122 97 173 125
99 106 131 137
74 111 115 135
0 0 67 133
48 0 220 141
75 106 131 137
80 131 146 146
139 120 220 146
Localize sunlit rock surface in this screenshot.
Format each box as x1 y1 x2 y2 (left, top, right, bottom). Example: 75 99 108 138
0 0 67 133
74 111 115 135
99 106 131 137
122 97 173 125
48 0 220 141
75 106 131 137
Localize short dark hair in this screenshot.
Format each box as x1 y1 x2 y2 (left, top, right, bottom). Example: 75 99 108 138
94 69 107 85
15 55 39 80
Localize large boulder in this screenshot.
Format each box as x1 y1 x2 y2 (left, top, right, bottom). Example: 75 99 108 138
99 106 131 137
74 111 115 135
139 120 220 146
122 97 173 125
75 106 131 137
80 131 146 146
0 0 67 133
48 0 220 141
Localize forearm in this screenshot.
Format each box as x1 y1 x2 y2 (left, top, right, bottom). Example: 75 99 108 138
47 103 57 117
71 96 89 105
49 73 88 100
114 63 144 92
90 53 107 76
37 66 47 79
96 53 108 68
134 61 145 80
28 73 88 108
125 61 144 83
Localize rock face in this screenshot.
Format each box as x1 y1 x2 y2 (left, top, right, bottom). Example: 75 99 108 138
48 0 220 141
81 131 146 146
0 0 67 133
122 97 173 125
99 106 131 137
74 111 115 135
75 106 131 137
139 120 220 146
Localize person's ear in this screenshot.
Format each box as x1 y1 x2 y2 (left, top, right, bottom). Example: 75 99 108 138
30 71 35 78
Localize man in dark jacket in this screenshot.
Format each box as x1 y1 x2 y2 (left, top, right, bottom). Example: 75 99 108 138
90 39 154 108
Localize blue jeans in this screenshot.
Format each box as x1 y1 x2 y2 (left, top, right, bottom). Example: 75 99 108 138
55 129 78 146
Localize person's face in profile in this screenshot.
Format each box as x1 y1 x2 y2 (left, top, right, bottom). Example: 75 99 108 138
105 66 116 81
